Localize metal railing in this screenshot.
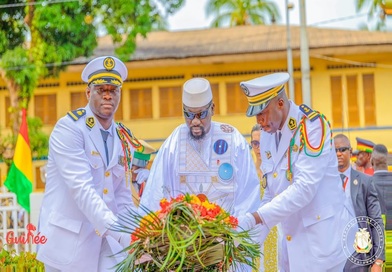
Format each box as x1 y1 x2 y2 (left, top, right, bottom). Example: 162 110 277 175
0 192 30 254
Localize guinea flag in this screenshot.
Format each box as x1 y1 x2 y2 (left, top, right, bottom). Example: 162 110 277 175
5 108 33 213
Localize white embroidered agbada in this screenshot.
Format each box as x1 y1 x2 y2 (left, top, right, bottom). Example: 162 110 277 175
140 122 261 218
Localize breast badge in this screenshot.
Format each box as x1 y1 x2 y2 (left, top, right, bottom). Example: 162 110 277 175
91 150 100 156
213 139 228 155
218 163 233 183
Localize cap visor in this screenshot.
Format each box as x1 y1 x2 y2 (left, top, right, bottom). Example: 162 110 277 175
246 101 270 117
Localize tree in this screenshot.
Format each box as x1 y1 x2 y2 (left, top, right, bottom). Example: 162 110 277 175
0 0 185 158
355 0 389 30
205 0 280 28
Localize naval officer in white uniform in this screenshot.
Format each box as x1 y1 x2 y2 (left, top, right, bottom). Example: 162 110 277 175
37 56 138 271
238 72 353 271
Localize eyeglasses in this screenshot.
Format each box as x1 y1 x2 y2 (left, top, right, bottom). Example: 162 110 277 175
93 87 121 96
335 147 350 153
251 140 260 149
183 104 211 120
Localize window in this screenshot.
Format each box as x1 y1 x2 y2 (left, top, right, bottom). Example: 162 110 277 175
294 78 303 105
226 82 248 114
129 88 153 119
34 94 57 125
35 165 46 190
159 85 182 118
346 75 360 127
330 76 343 128
330 73 376 128
362 74 376 126
70 92 87 110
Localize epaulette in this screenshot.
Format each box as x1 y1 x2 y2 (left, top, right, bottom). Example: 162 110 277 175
299 104 319 122
67 108 86 121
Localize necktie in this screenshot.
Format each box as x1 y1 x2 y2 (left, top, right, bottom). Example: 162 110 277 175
276 131 282 150
100 129 109 165
340 173 348 191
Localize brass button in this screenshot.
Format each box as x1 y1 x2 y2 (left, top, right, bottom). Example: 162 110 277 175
105 171 110 177
317 215 320 220
95 230 101 236
103 188 108 194
273 172 278 178
286 235 292 241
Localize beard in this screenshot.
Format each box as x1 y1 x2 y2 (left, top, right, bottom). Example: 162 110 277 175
189 126 206 141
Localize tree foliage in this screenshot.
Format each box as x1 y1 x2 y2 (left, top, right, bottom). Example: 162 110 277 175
205 0 280 28
355 0 389 31
0 0 185 160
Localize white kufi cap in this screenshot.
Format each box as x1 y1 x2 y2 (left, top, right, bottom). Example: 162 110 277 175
182 78 213 107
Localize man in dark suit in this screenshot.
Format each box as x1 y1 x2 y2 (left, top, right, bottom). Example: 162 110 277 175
334 134 385 271
372 144 392 230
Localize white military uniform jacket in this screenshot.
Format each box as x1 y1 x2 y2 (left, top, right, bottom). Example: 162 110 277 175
37 105 135 271
257 101 352 271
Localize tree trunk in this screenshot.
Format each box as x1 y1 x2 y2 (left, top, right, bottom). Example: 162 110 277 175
0 69 21 139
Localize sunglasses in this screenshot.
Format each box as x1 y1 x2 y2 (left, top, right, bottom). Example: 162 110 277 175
183 104 211 120
251 140 260 148
335 147 351 153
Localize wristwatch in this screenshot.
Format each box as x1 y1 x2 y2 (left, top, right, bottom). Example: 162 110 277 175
374 261 384 267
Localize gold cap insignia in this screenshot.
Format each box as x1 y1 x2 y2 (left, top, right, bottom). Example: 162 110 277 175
103 57 115 71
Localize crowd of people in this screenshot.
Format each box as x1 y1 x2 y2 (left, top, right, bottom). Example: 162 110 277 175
35 56 391 271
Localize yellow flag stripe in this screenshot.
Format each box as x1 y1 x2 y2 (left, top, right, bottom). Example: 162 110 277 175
13 133 33 182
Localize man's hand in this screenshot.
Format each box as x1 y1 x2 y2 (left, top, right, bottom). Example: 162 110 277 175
371 260 383 272
134 168 150 184
237 213 256 231
107 230 131 248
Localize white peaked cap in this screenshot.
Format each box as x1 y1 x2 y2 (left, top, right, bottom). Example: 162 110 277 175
81 56 128 86
182 78 213 107
240 72 290 117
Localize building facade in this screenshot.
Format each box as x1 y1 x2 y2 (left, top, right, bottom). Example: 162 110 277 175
1 24 392 190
